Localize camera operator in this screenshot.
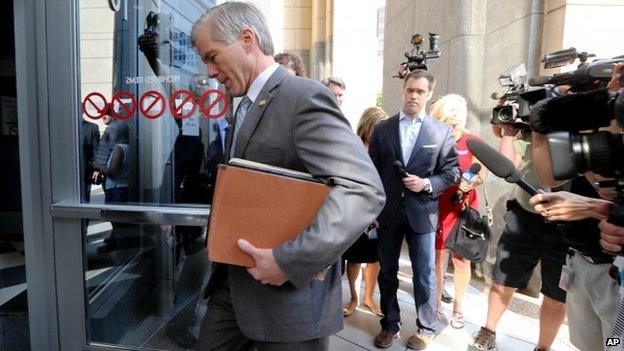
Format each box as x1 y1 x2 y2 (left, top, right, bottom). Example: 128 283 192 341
527 62 624 351
470 120 567 351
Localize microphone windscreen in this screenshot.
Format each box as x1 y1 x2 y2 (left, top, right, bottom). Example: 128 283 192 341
506 169 522 183
468 163 481 174
466 139 516 179
528 75 552 86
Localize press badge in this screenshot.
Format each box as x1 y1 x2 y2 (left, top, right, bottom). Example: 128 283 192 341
559 264 574 292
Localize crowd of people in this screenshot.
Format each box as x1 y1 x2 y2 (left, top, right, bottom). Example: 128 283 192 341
161 2 624 351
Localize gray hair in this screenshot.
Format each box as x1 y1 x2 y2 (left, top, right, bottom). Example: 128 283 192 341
321 76 346 90
191 2 274 55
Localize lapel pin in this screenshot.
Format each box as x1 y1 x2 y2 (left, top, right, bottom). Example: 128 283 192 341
258 100 266 107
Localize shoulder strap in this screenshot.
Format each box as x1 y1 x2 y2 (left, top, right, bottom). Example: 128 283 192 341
481 185 493 226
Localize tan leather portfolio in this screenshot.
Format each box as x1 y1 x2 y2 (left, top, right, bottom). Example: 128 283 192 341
207 158 332 267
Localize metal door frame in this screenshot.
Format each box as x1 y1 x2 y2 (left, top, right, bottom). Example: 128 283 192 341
14 1 210 350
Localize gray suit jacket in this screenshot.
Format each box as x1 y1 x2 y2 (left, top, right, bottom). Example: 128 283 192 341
209 66 385 342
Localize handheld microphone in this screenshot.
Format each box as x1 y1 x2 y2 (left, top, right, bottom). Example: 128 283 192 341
451 163 482 204
466 139 539 196
393 160 408 178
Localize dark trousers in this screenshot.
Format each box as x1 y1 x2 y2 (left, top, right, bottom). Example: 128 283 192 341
377 205 439 336
198 276 329 351
104 186 129 203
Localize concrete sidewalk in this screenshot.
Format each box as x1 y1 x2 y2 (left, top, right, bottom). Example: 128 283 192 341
331 259 577 351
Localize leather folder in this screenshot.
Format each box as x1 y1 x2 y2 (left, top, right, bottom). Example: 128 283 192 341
207 158 332 267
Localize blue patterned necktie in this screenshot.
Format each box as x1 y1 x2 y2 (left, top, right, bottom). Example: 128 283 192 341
230 95 252 157
402 118 422 164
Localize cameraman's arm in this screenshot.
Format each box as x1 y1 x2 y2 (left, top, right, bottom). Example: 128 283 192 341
493 124 523 167
531 131 564 188
607 62 623 93
138 33 169 77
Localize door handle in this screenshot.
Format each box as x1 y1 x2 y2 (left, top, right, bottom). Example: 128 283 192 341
51 202 210 226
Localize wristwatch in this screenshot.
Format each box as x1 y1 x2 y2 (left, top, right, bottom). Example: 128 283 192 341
423 178 433 193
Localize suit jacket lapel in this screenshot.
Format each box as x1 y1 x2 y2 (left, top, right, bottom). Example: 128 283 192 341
406 115 432 168
233 66 289 158
388 114 403 164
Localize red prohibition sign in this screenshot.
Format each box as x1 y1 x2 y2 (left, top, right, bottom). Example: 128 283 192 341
82 92 108 120
111 90 137 120
199 89 229 119
169 89 197 120
139 90 167 120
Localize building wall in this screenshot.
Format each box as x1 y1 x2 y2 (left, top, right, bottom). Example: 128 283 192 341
281 0 311 72
332 0 385 128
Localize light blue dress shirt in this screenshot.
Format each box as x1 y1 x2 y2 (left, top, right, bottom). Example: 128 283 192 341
399 110 425 164
398 110 432 193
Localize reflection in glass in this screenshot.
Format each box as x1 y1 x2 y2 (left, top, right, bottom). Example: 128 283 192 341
84 218 207 349
79 0 224 208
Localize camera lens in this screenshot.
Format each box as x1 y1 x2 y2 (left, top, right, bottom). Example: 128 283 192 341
492 105 516 124
572 131 624 178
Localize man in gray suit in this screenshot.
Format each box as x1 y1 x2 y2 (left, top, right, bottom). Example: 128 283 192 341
190 3 385 350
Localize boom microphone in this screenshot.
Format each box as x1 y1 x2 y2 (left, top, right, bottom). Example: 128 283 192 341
466 139 539 196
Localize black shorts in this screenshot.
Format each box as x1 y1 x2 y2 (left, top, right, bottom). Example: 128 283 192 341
492 200 568 303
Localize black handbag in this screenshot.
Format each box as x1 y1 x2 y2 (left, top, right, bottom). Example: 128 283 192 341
445 188 492 263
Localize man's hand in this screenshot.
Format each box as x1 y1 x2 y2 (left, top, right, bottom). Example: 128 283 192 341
403 173 426 193
599 220 624 252
491 123 518 139
458 176 482 192
137 33 160 61
529 191 612 221
237 239 287 286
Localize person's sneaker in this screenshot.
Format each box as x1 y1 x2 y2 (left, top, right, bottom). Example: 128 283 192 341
407 333 434 350
470 327 496 350
441 288 453 303
373 330 399 349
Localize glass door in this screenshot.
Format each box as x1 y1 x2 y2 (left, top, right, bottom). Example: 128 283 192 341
1 1 30 350
48 1 229 350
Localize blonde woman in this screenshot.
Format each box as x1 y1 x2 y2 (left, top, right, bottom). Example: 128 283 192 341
430 94 485 328
342 107 388 317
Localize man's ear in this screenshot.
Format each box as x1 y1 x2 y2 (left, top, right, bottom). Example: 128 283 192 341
427 90 434 101
240 27 254 51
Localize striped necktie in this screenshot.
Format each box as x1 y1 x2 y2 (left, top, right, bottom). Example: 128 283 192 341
230 95 252 157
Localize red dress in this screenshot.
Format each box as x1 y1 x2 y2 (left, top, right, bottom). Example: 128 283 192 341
435 133 480 250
